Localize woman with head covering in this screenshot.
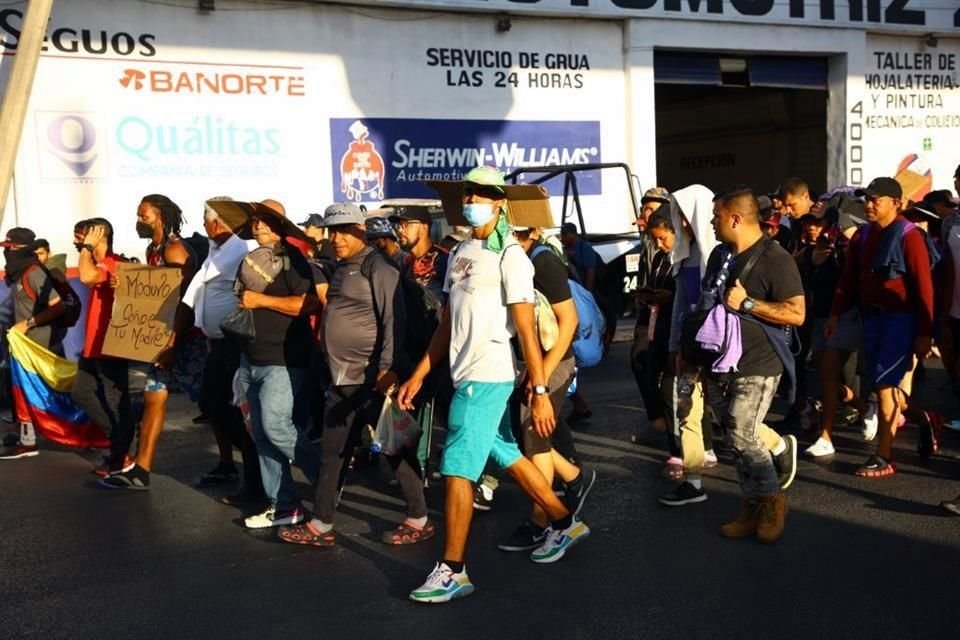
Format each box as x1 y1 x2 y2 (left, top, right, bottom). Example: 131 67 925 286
656 185 720 489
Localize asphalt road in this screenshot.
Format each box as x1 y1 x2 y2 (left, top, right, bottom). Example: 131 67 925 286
2 340 959 640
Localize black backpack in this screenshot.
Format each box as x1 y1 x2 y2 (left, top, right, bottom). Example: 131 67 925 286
181 232 210 267
359 251 441 370
21 264 82 328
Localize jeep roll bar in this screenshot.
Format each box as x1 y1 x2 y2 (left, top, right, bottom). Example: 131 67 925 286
503 162 641 243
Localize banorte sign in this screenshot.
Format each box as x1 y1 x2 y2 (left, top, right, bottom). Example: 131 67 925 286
117 68 306 97
1 9 157 57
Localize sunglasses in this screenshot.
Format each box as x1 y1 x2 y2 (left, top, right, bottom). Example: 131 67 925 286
462 185 504 200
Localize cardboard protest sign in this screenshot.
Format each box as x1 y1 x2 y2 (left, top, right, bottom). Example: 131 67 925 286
425 181 556 229
102 264 183 363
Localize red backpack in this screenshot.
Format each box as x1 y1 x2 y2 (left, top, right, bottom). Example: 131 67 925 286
21 264 82 328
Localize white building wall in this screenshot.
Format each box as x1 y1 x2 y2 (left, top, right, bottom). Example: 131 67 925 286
0 0 957 258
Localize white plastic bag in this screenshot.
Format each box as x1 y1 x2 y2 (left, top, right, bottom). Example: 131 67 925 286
371 395 422 456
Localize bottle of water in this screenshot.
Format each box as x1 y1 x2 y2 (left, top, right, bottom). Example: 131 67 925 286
676 375 695 417
367 425 382 454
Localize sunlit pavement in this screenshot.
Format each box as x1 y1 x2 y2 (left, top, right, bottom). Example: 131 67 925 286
2 341 958 639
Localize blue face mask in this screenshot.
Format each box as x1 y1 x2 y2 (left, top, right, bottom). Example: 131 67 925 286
463 203 496 227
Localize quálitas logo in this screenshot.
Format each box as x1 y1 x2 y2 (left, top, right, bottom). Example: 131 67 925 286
119 69 146 90
339 121 385 202
46 114 99 178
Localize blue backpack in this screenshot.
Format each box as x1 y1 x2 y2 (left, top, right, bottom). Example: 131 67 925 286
530 245 606 367
858 219 942 276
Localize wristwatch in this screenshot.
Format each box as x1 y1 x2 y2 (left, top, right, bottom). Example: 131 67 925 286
532 384 550 396
741 297 756 314
81 243 95 253
26 317 36 329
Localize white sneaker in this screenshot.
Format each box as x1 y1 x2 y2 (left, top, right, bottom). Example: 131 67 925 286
409 562 475 603
804 437 835 457
862 401 879 441
530 517 590 564
243 506 305 529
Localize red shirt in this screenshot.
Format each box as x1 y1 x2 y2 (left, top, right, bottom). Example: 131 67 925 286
82 254 120 359
831 216 934 337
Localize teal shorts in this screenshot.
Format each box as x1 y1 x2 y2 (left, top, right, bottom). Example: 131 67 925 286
440 381 522 481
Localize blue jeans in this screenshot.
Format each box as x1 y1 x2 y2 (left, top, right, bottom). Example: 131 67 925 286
237 358 319 510
705 374 781 498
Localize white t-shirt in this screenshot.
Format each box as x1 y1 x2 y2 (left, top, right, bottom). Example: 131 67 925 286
948 223 960 319
444 237 536 387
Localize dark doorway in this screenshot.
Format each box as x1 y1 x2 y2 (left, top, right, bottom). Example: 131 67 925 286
654 84 828 196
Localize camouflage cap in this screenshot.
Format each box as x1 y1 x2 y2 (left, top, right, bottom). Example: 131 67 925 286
364 216 397 240
641 186 671 204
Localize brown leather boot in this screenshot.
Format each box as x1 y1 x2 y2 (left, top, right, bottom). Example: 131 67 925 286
756 493 787 543
719 498 760 538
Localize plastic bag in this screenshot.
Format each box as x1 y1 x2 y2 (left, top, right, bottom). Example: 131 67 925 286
371 395 422 456
534 289 559 352
220 308 255 342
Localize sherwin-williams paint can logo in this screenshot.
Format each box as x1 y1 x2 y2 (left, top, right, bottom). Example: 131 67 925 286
339 121 386 202
330 118 602 203
38 112 106 181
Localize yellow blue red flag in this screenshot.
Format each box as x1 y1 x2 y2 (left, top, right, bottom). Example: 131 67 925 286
7 330 109 449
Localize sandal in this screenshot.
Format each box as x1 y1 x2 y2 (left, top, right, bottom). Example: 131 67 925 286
381 520 436 545
855 454 896 478
917 410 943 458
278 522 336 547
661 457 684 480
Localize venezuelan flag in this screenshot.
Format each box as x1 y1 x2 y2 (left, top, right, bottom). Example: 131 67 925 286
7 330 109 449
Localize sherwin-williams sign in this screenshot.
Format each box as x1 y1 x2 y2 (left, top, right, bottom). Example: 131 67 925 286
329 118 602 203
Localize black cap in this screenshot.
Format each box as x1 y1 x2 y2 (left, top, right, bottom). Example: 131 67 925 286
387 205 431 225
298 213 325 228
923 189 958 209
1 227 36 248
560 222 579 235
855 177 902 200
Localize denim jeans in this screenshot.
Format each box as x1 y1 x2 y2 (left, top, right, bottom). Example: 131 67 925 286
238 358 319 510
705 374 781 497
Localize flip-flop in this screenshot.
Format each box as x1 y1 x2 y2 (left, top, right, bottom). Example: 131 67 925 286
917 410 943 458
855 454 896 478
278 522 336 547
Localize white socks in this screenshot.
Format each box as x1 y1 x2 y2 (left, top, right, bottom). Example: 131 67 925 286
771 437 787 456
688 478 703 490
310 519 334 534
406 516 428 529
19 422 36 447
